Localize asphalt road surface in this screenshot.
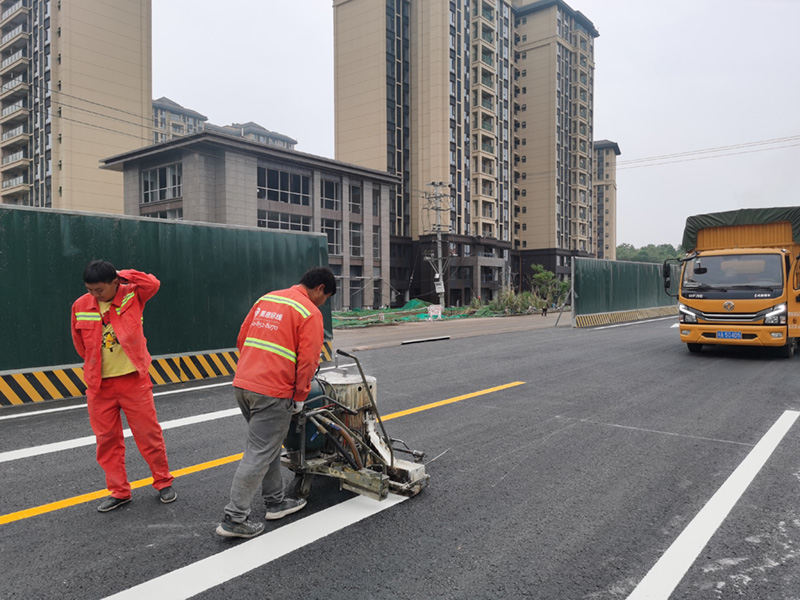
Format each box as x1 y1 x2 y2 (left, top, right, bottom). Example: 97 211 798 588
2 315 799 600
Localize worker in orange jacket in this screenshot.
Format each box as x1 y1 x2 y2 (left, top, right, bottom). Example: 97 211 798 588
71 260 175 512
217 266 336 538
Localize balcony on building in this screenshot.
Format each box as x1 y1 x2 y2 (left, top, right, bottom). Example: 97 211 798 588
478 2 494 23
0 97 24 124
1 171 27 199
1 121 25 146
480 24 494 45
0 1 28 28
0 47 26 75
0 22 25 52
0 147 27 173
0 72 26 100
479 68 494 91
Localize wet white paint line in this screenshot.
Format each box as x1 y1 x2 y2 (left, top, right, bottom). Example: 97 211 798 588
0 408 240 463
103 493 408 600
627 409 800 600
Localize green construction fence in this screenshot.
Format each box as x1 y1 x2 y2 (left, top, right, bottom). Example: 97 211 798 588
572 258 679 327
0 205 331 373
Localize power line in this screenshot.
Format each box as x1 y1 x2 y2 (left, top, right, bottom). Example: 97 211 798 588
617 134 800 167
618 141 800 171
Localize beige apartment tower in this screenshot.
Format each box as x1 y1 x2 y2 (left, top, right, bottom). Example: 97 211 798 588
0 0 151 212
334 0 598 303
593 139 620 260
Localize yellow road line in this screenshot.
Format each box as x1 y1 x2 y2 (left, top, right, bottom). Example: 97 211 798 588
382 382 525 421
0 381 525 525
0 454 244 526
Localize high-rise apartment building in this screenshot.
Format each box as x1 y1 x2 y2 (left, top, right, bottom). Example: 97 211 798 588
514 0 598 279
334 0 599 304
153 96 298 151
152 97 207 144
0 0 151 213
593 139 620 260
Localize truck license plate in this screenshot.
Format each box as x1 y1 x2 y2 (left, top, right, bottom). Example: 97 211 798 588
717 331 742 339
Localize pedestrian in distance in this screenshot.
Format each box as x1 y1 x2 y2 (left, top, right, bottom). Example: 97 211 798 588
71 260 176 512
216 266 336 539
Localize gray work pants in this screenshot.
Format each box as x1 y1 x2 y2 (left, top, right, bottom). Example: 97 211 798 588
224 387 294 522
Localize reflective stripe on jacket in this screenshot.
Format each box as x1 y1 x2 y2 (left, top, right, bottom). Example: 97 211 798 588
70 269 160 394
233 285 323 402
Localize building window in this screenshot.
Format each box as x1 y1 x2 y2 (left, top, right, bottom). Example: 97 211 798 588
350 223 363 257
349 184 362 214
322 219 341 255
373 225 381 259
257 210 311 232
144 208 183 220
258 167 310 205
373 186 380 216
321 180 341 211
141 163 182 204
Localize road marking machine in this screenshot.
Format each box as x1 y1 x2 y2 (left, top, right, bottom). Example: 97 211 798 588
281 349 429 501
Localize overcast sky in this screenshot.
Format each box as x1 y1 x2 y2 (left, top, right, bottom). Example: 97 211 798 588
153 0 800 249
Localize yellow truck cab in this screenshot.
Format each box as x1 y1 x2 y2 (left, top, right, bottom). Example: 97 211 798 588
663 207 800 358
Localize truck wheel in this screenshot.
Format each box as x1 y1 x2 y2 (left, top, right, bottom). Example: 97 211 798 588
687 343 702 353
780 339 795 359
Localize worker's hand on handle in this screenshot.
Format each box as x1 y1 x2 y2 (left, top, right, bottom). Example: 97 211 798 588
292 400 305 415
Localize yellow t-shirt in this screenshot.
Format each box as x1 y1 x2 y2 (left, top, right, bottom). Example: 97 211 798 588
98 301 137 378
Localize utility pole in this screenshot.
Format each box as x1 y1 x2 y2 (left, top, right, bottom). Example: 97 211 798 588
425 181 450 308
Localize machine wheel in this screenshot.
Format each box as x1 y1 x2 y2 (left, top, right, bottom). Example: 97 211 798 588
779 339 795 359
687 343 703 353
290 474 314 499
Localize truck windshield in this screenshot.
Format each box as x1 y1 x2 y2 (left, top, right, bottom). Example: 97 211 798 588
682 254 784 289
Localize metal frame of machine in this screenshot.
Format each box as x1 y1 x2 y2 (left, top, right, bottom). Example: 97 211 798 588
281 349 429 501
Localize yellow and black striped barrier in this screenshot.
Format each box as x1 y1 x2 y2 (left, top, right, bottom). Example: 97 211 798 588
573 305 678 328
0 341 334 407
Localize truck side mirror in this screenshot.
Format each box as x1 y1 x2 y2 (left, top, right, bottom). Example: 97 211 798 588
662 259 679 298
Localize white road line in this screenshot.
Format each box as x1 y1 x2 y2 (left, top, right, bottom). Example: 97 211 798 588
595 316 677 330
627 409 800 600
0 381 234 422
0 364 348 422
0 408 240 463
103 493 408 600
671 323 679 328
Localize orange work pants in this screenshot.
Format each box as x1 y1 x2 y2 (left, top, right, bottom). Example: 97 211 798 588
87 372 173 498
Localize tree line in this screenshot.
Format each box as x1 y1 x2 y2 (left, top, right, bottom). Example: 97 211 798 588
615 243 684 264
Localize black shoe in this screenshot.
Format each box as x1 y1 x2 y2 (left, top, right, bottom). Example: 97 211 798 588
97 496 132 513
159 486 177 504
264 497 306 520
215 515 265 539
